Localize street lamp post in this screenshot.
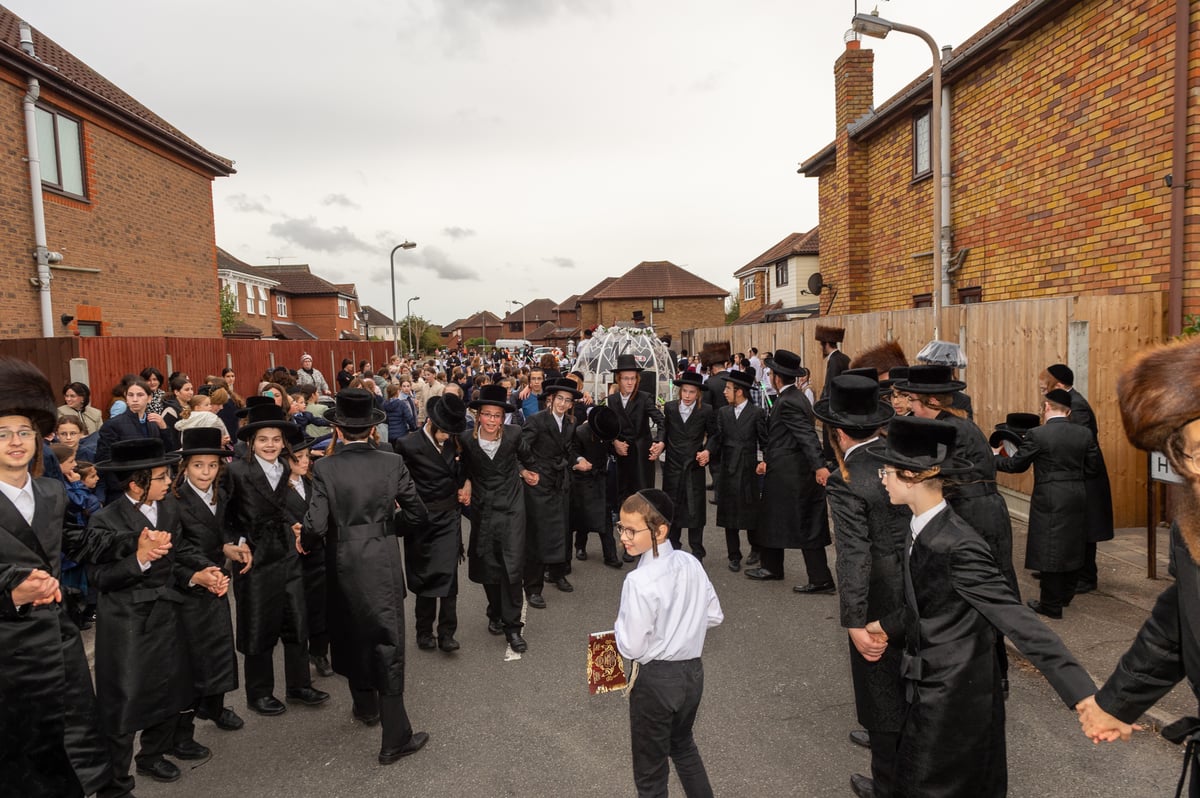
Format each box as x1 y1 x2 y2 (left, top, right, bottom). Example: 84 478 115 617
407 296 420 356
389 241 417 358
852 12 946 340
508 299 526 347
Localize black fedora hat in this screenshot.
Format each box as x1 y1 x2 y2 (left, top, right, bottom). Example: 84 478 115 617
238 402 300 441
989 412 1040 450
469 384 515 414
722 369 754 391
541 378 582 401
892 364 966 395
95 438 181 473
814 375 894 434
0 358 58 435
177 427 228 458
236 395 277 417
427 394 468 435
324 388 386 429
763 349 805 379
879 365 909 391
867 416 970 475
610 353 644 374
588 406 620 441
283 423 332 453
843 367 878 382
672 371 705 389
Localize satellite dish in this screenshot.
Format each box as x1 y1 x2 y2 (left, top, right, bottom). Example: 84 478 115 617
807 273 826 296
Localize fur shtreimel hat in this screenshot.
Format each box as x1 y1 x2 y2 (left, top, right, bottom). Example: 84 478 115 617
850 341 908 375
1118 337 1200 456
0 358 58 435
814 325 845 345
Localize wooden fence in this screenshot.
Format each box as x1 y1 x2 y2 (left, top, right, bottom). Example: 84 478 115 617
683 293 1165 528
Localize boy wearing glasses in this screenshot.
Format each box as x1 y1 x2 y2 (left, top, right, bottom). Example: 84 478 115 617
614 489 722 798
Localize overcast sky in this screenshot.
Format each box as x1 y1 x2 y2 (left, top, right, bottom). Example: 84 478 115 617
11 0 1012 326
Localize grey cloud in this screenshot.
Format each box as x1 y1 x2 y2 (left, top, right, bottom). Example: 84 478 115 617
443 226 476 240
268 217 377 254
544 256 575 269
395 245 478 281
321 193 361 209
227 193 271 213
429 0 612 55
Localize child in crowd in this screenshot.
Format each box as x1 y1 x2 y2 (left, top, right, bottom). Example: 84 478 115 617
384 381 418 447
54 444 103 630
614 489 723 798
175 395 231 447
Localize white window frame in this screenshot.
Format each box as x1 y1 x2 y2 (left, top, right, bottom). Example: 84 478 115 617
242 283 254 315
775 261 789 287
742 276 756 301
913 109 931 178
256 285 269 316
276 294 287 317
223 280 239 313
338 297 349 318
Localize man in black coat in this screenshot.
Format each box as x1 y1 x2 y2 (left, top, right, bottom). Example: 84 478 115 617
745 350 831 587
302 389 430 765
816 375 905 798
572 406 620 566
995 389 1101 619
661 372 715 560
609 354 666 503
708 370 767 572
1042 363 1113 592
817 325 851 462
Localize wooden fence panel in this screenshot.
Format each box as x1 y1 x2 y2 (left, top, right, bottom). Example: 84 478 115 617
0 337 79 399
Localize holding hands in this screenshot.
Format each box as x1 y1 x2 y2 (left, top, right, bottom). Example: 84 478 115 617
136 527 172 566
222 542 253 574
192 566 230 597
12 569 61 607
1075 695 1142 743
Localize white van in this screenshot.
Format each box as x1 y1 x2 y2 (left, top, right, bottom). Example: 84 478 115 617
493 339 532 351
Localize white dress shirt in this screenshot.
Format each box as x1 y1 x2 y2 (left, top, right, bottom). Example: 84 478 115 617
127 495 159 572
910 500 948 543
614 541 724 664
478 434 502 460
679 400 694 423
0 476 35 525
255 454 284 490
188 479 218 515
732 399 748 420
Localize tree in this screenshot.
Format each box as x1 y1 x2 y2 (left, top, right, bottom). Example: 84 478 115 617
395 314 444 354
219 287 239 334
724 296 740 325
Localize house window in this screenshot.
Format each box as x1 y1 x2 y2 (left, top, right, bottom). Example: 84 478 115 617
223 281 239 313
742 277 756 301
959 287 982 304
775 262 789 287
509 322 522 333
276 294 288 317
35 106 86 197
256 285 269 316
913 108 931 178
913 293 933 309
652 298 665 312
242 284 254 315
76 321 101 336
338 298 349 318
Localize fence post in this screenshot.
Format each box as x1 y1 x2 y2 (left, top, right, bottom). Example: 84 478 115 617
165 353 174 378
1068 320 1089 399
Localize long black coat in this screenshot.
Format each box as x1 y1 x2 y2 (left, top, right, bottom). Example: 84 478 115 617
395 430 464 597
660 400 715 530
995 417 1100 572
609 391 665 501
1067 388 1115 542
170 485 239 699
880 507 1094 797
571 420 612 532
223 457 308 655
709 402 766 530
520 410 579 564
752 386 828 550
0 479 111 795
94 411 176 501
302 443 426 694
827 442 909 733
86 498 193 735
459 426 527 585
285 477 327 646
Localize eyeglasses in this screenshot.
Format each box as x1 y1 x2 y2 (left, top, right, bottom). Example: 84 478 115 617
479 412 504 421
615 524 650 539
877 467 898 480
0 429 37 442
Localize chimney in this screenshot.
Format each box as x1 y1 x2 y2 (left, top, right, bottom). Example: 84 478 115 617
834 38 874 132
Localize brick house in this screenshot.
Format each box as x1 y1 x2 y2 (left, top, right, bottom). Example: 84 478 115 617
217 247 279 339
574 277 619 331
0 11 234 338
499 297 560 338
359 305 396 342
255 264 361 341
585 261 728 340
733 228 820 323
799 0 1199 326
447 310 503 347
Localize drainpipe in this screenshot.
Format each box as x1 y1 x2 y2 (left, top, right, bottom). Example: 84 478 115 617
939 46 953 309
19 21 55 338
1167 0 1189 336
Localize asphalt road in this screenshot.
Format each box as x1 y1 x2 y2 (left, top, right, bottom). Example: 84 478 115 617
133 517 1184 797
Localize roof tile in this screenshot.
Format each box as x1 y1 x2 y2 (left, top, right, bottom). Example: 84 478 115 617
595 261 727 300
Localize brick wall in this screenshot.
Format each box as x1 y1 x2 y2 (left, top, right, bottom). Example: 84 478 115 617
596 297 726 339
577 302 599 330
286 295 359 341
738 271 766 315
0 71 222 338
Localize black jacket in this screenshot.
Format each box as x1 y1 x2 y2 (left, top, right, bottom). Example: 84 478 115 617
709 402 766 530
609 391 665 500
752 385 828 549
459 426 527 585
395 430 464 597
1067 388 1114 542
520 410 579 563
661 400 715 530
94 411 176 501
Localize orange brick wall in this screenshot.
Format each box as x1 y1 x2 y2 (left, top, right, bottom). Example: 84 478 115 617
286 295 360 342
0 71 222 338
819 0 1200 315
738 271 767 315
596 297 726 340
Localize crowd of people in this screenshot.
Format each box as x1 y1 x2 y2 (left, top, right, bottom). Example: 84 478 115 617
2 324 1199 797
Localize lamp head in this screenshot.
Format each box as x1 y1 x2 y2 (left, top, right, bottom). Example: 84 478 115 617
400 241 416 250
851 12 892 39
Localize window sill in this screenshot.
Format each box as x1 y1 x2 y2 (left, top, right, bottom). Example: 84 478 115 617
910 171 933 185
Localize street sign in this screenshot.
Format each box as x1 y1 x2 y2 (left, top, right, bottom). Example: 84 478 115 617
1150 452 1184 484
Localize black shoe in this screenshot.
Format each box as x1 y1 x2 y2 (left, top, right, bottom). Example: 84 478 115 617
310 654 334 677
1027 599 1062 619
728 558 741 573
487 619 505 635
379 731 429 765
526 593 547 609
136 758 181 783
793 582 836 594
353 709 380 726
506 632 528 653
622 552 635 563
210 707 244 731
745 567 783 581
746 551 761 566
576 548 588 561
286 686 331 706
849 729 871 749
692 546 707 560
247 696 287 716
417 634 437 650
603 558 623 569
438 635 460 652
553 577 574 593
850 773 876 798
170 739 211 760
1074 581 1097 595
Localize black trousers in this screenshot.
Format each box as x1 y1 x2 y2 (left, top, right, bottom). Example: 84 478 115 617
759 546 785 575
524 558 567 595
724 529 755 561
415 595 458 639
174 693 224 746
350 687 413 751
1039 569 1079 613
100 716 176 797
576 528 620 562
869 729 900 798
483 579 525 633
801 547 833 586
244 643 311 700
668 526 706 558
629 658 713 798
1079 541 1099 586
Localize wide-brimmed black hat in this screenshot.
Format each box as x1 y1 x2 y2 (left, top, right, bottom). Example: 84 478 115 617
843 367 878 382
95 438 181 473
177 427 229 457
468 384 515 413
323 388 386 429
588 406 620 441
283 422 332 453
541 378 582 401
672 371 705 389
989 412 1040 449
814 375 894 434
238 402 301 441
867 416 970 475
892 364 966 394
722 369 755 392
879 365 909 392
235 395 277 417
0 358 58 435
427 394 468 434
610 353 644 374
763 349 805 378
